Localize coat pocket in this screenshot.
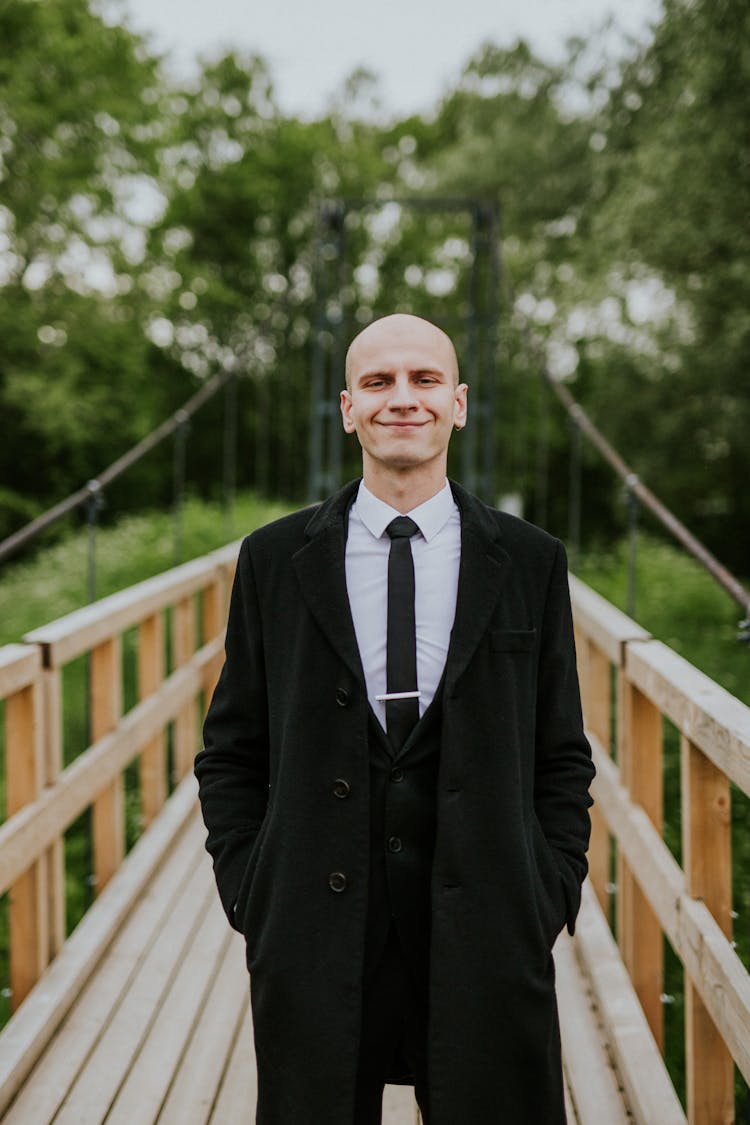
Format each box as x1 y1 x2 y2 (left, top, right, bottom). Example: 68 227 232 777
527 812 566 947
234 818 269 932
491 628 536 653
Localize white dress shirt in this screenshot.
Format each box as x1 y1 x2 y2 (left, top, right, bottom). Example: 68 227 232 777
345 480 461 730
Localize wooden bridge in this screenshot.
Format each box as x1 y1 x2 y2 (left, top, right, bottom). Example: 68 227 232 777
0 538 748 1123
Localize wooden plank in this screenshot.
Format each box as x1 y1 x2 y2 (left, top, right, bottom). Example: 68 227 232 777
618 679 664 1049
138 614 167 826
0 645 41 698
157 934 248 1124
382 1084 420 1124
626 639 750 797
100 886 229 1125
0 644 221 894
678 895 750 1086
90 637 124 893
53 859 219 1125
172 595 197 781
2 816 206 1125
574 881 686 1124
23 554 223 667
41 666 65 959
554 930 630 1125
208 1003 257 1124
569 575 650 666
0 777 199 1117
682 734 736 1125
562 1065 578 1124
585 641 612 917
201 578 225 702
6 679 47 1007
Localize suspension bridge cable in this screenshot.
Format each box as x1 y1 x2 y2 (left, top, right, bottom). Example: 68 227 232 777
0 366 236 566
507 289 750 620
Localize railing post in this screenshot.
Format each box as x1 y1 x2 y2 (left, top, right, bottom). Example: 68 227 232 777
5 671 46 1008
681 734 734 1124
41 663 66 957
90 637 124 893
172 595 196 780
202 576 225 704
585 641 612 919
138 614 167 827
618 678 664 1048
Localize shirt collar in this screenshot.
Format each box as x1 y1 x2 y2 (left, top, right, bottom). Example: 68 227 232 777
354 480 456 543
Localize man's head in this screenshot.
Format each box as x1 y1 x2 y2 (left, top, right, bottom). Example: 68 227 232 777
340 313 468 485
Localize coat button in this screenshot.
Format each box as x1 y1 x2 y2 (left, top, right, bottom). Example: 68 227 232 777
328 871 347 893
387 836 403 853
332 778 351 799
335 687 350 707
390 766 404 783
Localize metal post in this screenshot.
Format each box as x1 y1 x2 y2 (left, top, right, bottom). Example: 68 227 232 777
85 479 104 604
173 410 189 566
534 373 549 529
481 203 500 505
626 475 640 619
461 206 481 495
568 419 582 568
223 370 238 541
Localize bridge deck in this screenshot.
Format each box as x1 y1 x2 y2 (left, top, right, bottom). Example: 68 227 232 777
0 778 682 1124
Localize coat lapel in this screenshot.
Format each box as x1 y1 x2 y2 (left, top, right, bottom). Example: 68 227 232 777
292 480 365 687
443 481 511 695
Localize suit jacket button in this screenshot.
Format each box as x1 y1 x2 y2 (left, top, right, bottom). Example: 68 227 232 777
387 836 403 853
328 871 347 892
332 778 351 799
335 687 350 707
390 766 404 783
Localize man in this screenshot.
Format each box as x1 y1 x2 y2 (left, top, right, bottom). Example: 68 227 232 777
195 313 595 1124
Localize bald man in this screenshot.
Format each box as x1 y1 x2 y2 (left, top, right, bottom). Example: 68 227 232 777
196 314 594 1124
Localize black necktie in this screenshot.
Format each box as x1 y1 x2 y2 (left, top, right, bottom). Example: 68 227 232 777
385 516 420 749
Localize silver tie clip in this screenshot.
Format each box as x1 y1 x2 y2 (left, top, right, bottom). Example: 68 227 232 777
375 690 422 702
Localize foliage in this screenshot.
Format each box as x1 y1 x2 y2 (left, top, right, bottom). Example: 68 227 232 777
0 491 290 646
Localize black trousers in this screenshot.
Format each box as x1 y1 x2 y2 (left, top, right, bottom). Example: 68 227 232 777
354 922 430 1125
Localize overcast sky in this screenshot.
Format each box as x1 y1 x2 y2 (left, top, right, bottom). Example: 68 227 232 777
112 0 661 117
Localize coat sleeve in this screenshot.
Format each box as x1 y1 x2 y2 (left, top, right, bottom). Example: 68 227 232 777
534 540 595 935
195 536 270 930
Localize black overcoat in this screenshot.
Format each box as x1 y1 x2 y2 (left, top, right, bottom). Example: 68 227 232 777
195 479 595 1124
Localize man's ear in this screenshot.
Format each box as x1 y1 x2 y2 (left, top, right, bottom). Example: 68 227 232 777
453 383 468 430
340 389 356 433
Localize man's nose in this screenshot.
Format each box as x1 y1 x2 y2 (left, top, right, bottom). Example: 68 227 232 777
387 377 418 409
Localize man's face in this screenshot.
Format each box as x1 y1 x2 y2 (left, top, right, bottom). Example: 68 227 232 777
340 316 468 476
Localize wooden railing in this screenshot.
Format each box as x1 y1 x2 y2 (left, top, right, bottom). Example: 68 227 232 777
1 549 749 1123
571 575 750 1125
0 543 238 1011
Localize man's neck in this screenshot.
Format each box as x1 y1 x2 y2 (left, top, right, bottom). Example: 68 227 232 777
361 461 448 514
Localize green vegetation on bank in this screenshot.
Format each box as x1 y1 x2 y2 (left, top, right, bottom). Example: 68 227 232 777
0 492 292 646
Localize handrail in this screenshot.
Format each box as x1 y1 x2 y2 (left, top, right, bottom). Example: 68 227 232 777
547 376 750 616
571 578 750 1121
0 543 238 1011
0 367 236 565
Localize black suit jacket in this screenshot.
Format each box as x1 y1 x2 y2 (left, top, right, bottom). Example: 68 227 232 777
196 479 594 1125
